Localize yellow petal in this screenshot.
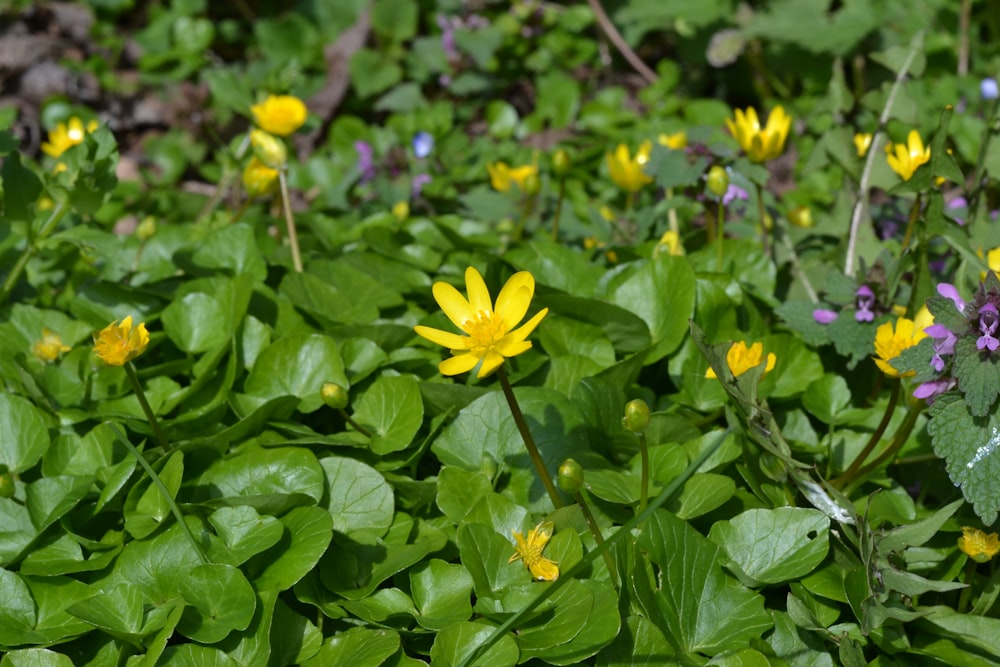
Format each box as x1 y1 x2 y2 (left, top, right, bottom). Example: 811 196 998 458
464 266 493 317
476 350 506 378
440 353 480 376
432 281 474 330
494 273 534 328
413 325 469 350
528 557 559 581
504 308 548 346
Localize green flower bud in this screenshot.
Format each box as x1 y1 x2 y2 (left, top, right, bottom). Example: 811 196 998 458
706 165 729 198
622 399 650 433
522 172 541 196
552 148 572 177
321 382 349 409
135 216 157 242
557 458 584 493
250 129 287 169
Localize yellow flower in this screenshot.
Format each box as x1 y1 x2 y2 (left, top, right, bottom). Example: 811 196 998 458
654 230 684 257
32 327 71 363
242 157 279 198
598 206 616 222
854 132 873 158
486 161 538 193
658 131 687 150
414 267 548 378
873 317 926 378
886 130 931 181
959 527 1000 563
42 117 99 158
392 200 410 222
788 205 813 229
509 521 559 581
913 305 934 333
250 95 308 136
705 341 776 379
606 142 654 192
978 246 1000 281
726 106 791 163
94 316 150 366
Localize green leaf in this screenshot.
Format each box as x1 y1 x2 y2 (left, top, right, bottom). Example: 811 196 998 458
878 498 963 553
253 506 333 593
802 374 853 425
436 466 494 523
671 473 736 520
596 614 675 666
917 605 1000 657
410 559 475 630
710 508 830 585
0 648 76 667
0 499 36 566
351 375 423 454
458 523 530 599
634 510 772 657
0 568 36 644
350 48 402 98
244 334 348 413
177 563 256 643
928 394 1000 523
161 292 231 353
279 271 380 326
372 0 417 40
322 456 394 538
0 393 50 474
516 578 620 664
124 451 183 539
429 621 520 667
2 152 42 221
952 336 1000 417
25 476 92 533
66 583 143 636
606 256 696 363
156 644 238 667
304 627 400 667
207 506 284 566
190 224 266 281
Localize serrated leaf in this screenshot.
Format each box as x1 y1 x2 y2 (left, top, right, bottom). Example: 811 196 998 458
952 337 1000 417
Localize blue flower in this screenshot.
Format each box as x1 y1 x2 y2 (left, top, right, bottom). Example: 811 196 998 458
983 77 999 101
413 131 434 159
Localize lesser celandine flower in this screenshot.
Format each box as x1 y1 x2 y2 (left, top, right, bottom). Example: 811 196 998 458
509 521 559 581
886 130 930 181
250 94 307 136
42 117 99 158
658 131 687 150
250 129 287 169
788 205 813 228
392 201 410 222
705 341 776 379
959 527 1000 562
242 157 279 198
854 132 873 158
654 230 684 257
414 267 548 378
32 327 71 363
487 161 538 193
725 106 791 163
873 317 926 377
606 142 653 192
94 316 149 366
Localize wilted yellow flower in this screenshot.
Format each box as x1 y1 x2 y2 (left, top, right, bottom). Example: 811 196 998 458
42 117 99 158
726 106 791 163
959 527 1000 563
509 521 559 581
788 205 813 229
242 157 279 198
658 131 687 150
414 267 548 378
486 161 538 193
853 132 873 158
873 317 926 378
250 129 287 169
705 341 776 379
250 95 308 136
94 316 149 366
654 230 684 257
32 327 71 363
886 130 930 181
606 141 654 192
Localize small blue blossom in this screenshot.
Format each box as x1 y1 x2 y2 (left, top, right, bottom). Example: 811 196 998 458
413 131 434 159
982 77 999 101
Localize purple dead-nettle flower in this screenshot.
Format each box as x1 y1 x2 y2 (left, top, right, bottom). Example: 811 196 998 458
925 324 957 371
855 285 876 322
813 308 838 324
914 378 957 403
938 283 966 313
977 302 1000 351
723 183 748 206
437 14 459 61
412 173 431 198
412 132 434 159
354 141 376 183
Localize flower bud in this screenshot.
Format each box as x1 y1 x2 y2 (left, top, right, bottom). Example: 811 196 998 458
788 205 812 229
557 458 584 494
135 216 157 242
552 148 572 177
480 453 498 480
243 157 280 198
706 165 729 198
321 382 349 409
522 172 541 196
250 129 287 169
0 466 14 499
392 201 410 222
622 399 650 433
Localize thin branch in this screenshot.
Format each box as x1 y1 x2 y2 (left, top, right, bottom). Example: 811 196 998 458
586 0 658 84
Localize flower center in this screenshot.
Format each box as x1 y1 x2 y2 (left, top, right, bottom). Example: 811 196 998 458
520 542 543 566
464 311 507 354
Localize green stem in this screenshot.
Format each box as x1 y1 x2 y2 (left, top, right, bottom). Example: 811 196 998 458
551 179 566 242
638 432 649 512
107 422 208 564
573 489 619 588
278 170 303 273
755 182 770 258
958 557 976 613
124 362 170 452
832 381 900 489
338 407 372 438
496 366 563 508
899 192 923 254
849 398 923 483
0 200 69 307
716 198 726 271
968 97 1000 224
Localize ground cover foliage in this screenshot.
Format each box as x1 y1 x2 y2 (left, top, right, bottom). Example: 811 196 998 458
5 0 1000 664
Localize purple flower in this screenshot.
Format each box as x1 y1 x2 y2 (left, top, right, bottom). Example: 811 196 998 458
914 378 957 403
947 196 968 225
938 283 966 313
983 77 999 101
413 132 434 159
977 303 1000 351
855 285 875 322
813 309 838 324
354 141 376 183
437 14 458 61
722 183 748 206
412 173 431 198
925 323 957 371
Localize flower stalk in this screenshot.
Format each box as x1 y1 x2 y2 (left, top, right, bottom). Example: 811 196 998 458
832 381 900 489
900 192 923 253
0 200 69 308
124 362 170 452
573 488 619 587
278 170 303 273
